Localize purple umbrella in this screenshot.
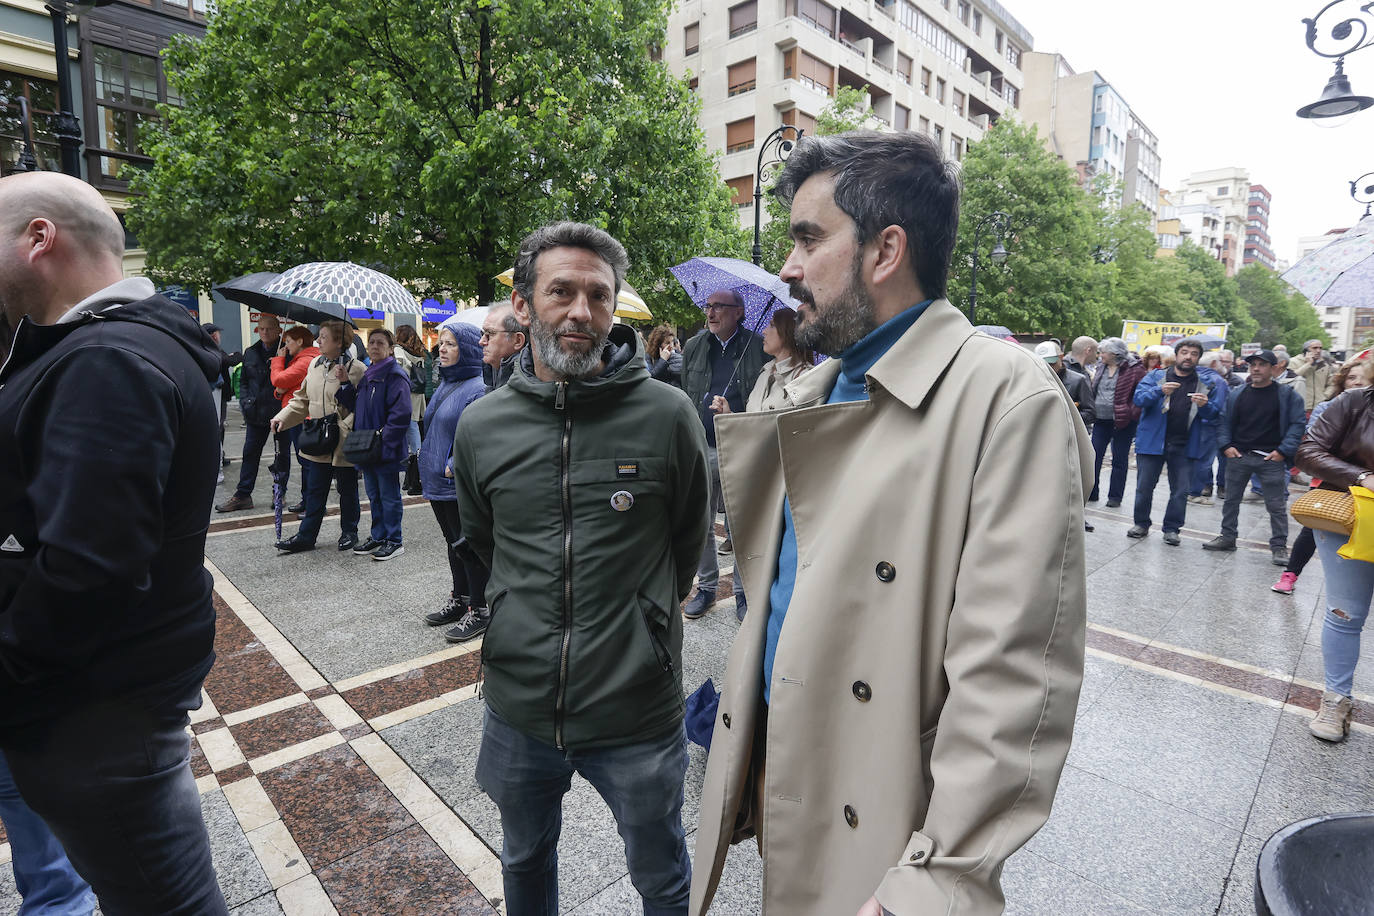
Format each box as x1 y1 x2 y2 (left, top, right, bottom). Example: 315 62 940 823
269 436 289 539
668 257 799 332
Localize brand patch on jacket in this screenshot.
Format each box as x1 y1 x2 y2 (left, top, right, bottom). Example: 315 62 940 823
615 462 639 478
610 490 635 512
0 534 22 552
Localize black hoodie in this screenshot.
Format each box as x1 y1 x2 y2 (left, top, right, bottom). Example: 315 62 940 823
0 292 223 734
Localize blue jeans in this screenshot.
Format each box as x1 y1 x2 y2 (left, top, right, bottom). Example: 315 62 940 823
405 419 421 457
1221 454 1289 547
296 460 360 544
475 708 690 916
361 462 404 543
1090 419 1136 502
0 752 95 915
1 702 227 915
1133 443 1191 532
1316 529 1374 696
1189 444 1217 496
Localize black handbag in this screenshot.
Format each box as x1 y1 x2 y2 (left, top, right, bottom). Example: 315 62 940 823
297 415 340 458
342 428 384 466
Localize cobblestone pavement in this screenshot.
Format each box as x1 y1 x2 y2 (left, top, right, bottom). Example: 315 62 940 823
5 414 1373 915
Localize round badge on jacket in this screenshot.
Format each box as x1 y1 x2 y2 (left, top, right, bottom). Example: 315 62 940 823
610 490 635 512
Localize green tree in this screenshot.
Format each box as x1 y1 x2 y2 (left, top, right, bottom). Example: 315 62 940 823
128 0 746 328
1235 264 1329 351
1172 242 1258 347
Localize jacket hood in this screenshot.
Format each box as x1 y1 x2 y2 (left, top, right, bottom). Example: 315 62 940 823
509 323 646 404
84 293 224 383
438 322 484 380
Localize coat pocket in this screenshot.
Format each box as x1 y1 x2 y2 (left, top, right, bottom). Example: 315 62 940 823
637 593 673 673
478 587 511 666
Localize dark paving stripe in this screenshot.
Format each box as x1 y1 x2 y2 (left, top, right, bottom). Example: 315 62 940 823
204 594 302 715
307 685 337 699
340 654 482 722
229 702 335 761
317 824 495 915
189 736 212 779
192 716 226 735
259 743 416 870
217 763 253 787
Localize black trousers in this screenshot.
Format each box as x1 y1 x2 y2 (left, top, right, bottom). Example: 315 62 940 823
431 499 490 605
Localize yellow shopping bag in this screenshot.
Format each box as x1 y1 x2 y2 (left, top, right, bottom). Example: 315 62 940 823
1339 486 1374 563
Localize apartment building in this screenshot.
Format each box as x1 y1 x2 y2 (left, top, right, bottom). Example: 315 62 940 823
1173 167 1257 277
664 0 1033 217
1155 189 1180 257
1244 184 1275 269
1018 51 1161 226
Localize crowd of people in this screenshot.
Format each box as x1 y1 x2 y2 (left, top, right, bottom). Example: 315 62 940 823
1 130 1372 916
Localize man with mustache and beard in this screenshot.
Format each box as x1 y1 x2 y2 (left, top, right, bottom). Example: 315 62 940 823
452 222 710 916
689 133 1093 916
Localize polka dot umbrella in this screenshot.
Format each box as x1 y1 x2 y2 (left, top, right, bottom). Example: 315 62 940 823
259 262 418 325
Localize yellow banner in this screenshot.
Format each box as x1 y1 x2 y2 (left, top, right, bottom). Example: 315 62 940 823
1120 321 1230 351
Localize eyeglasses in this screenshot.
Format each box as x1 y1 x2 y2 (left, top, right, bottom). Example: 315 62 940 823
704 304 743 313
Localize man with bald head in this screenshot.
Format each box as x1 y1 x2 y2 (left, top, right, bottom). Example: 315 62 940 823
0 172 229 914
1065 335 1098 376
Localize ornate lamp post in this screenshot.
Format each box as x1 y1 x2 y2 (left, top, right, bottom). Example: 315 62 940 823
752 124 804 267
1297 1 1374 119
967 210 1010 325
46 0 114 177
1352 170 1374 216
4 95 41 173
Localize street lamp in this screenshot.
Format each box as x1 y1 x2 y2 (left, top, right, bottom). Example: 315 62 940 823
11 98 40 173
967 210 1011 325
1297 2 1374 119
752 124 804 267
45 0 114 177
1352 170 1374 216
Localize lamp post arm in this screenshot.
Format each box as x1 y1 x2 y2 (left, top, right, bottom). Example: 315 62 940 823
1304 1 1374 60
1352 170 1374 217
751 125 804 267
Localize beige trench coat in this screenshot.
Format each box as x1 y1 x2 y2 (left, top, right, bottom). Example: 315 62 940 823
691 300 1093 915
744 356 815 413
271 356 365 467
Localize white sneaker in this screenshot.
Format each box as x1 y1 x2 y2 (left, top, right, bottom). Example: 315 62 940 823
1309 691 1353 742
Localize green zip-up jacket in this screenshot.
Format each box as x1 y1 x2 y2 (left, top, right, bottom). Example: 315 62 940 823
453 324 711 750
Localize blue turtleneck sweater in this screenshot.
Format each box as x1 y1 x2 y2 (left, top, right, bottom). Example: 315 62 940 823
762 300 933 701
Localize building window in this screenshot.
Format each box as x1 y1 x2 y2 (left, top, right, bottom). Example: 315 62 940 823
729 0 758 37
786 49 834 95
956 0 970 25
786 0 837 38
918 115 930 133
726 117 755 154
935 77 946 104
897 52 913 84
933 123 943 144
894 103 910 131
1005 84 1018 108
995 29 1003 52
1216 185 1229 196
920 67 932 95
0 71 61 174
952 89 965 117
951 133 963 159
727 174 754 208
727 58 757 96
903 2 967 65
684 22 699 55
782 107 819 137
1094 94 1103 112
688 75 699 91
1005 43 1021 67
972 10 981 34
89 44 164 183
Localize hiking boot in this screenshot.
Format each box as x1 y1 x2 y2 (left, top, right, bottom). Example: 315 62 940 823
682 589 715 620
1309 691 1353 742
371 541 405 561
445 605 490 643
1271 571 1298 595
1272 547 1290 567
1202 535 1237 551
426 595 467 627
1106 499 1122 508
1162 531 1181 546
1201 485 1213 498
718 537 733 555
353 537 383 555
337 533 358 551
1126 525 1149 539
1216 487 1227 500
215 494 254 512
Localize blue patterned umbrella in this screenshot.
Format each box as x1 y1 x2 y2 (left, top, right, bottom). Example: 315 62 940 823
269 436 289 539
260 262 418 322
668 257 798 331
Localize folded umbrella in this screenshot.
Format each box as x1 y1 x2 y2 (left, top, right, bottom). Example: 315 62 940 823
269 436 289 540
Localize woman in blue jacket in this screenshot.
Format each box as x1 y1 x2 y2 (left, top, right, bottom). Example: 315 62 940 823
417 321 489 642
335 328 413 560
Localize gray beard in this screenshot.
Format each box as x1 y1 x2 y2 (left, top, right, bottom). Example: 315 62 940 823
793 259 879 357
529 310 606 380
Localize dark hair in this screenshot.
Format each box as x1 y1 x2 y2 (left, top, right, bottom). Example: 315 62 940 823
368 327 396 348
1174 338 1205 358
511 221 629 302
282 326 313 348
772 131 960 300
395 323 426 358
770 307 816 364
645 324 677 356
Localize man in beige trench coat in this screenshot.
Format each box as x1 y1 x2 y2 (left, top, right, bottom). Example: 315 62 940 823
690 132 1093 915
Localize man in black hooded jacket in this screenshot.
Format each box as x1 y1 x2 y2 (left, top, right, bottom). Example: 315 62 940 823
0 172 228 914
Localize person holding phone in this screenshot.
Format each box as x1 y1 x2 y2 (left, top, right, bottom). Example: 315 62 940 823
1204 350 1307 565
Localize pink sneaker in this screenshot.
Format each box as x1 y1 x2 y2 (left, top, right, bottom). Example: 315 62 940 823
1272 571 1298 595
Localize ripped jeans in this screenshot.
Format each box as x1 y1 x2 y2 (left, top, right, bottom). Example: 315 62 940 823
1316 528 1374 696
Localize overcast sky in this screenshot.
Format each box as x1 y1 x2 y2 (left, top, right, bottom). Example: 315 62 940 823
1006 0 1373 264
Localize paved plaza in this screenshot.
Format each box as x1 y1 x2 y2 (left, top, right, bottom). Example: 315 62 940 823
7 414 1374 915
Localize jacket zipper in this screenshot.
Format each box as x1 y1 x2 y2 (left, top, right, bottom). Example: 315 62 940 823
555 381 573 749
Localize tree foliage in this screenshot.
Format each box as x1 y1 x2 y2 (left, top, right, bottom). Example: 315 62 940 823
1235 264 1329 351
128 0 746 327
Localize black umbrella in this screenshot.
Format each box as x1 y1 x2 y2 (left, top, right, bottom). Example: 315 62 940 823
214 270 358 328
213 272 282 311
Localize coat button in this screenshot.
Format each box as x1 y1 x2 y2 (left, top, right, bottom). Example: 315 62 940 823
722 713 731 729
852 681 872 702
875 561 896 582
844 805 858 828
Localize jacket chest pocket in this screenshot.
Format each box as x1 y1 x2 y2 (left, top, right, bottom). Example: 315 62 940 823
567 456 669 524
